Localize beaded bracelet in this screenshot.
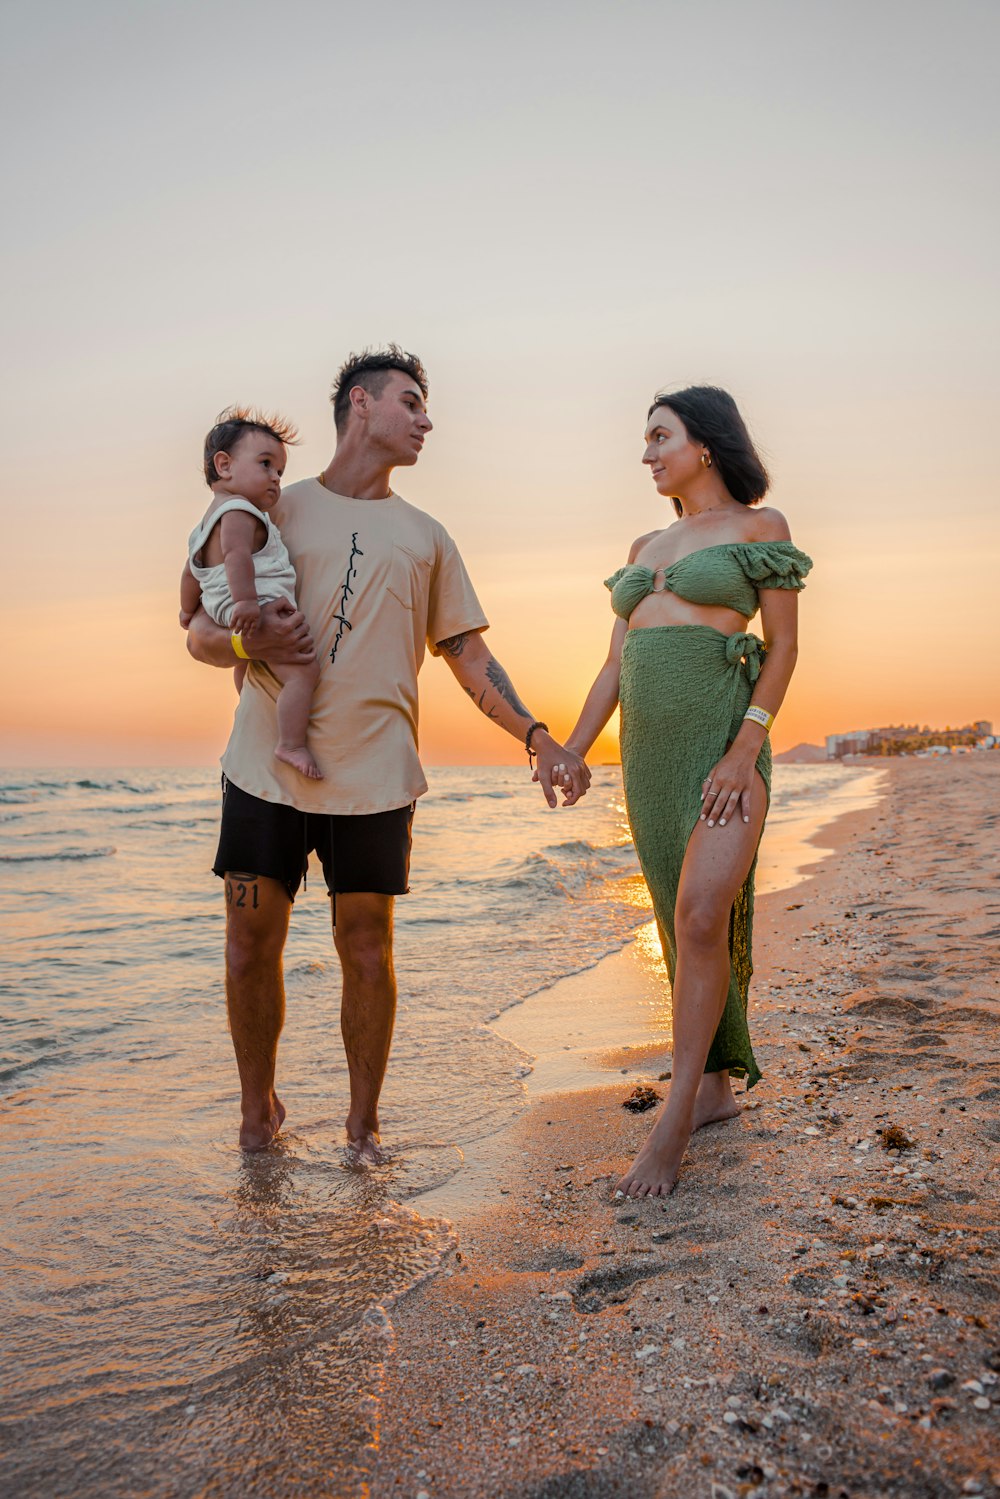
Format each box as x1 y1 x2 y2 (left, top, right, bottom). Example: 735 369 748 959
744 705 775 732
525 720 549 765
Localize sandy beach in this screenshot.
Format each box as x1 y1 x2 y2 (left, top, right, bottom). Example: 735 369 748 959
372 755 1000 1499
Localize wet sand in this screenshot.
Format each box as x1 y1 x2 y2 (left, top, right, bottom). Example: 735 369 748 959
372 756 1000 1499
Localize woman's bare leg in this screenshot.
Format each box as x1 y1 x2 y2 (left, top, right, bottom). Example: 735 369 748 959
616 771 767 1199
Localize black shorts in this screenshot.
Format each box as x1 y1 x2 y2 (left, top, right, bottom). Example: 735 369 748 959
213 777 414 904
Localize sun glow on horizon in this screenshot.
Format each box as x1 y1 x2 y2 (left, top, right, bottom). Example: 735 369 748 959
3 3 998 767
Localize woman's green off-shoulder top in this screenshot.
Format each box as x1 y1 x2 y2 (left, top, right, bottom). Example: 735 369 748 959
604 541 813 622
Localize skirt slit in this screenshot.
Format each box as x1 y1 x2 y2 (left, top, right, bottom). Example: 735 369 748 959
619 625 770 1089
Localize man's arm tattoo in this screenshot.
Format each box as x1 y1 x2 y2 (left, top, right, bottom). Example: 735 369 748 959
485 657 532 720
438 632 470 658
465 685 500 722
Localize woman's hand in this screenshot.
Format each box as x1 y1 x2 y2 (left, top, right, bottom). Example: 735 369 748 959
700 746 759 827
530 733 591 807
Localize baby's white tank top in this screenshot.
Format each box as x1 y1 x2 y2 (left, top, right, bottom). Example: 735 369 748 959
187 498 297 629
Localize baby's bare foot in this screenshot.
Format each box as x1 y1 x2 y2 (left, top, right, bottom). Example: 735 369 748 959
275 745 323 780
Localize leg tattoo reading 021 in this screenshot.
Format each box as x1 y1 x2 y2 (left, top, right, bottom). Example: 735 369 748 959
226 874 260 910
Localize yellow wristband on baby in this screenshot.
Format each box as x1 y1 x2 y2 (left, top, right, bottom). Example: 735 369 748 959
744 705 775 732
231 632 250 661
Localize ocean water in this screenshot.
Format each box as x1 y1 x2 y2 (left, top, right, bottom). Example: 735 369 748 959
0 761 882 1497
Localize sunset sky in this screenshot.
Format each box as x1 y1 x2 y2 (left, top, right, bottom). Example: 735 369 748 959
3 0 997 766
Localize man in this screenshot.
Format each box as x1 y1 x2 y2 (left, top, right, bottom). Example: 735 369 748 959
186 346 590 1157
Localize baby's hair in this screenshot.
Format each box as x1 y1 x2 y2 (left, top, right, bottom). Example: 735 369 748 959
203 405 299 487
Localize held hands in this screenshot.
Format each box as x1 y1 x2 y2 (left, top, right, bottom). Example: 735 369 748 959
229 599 262 637
530 732 592 808
700 746 757 828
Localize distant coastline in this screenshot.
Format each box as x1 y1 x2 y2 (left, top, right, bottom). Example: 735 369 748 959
825 718 994 759
779 718 996 765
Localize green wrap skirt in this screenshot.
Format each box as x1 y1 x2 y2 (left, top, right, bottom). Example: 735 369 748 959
619 625 769 1088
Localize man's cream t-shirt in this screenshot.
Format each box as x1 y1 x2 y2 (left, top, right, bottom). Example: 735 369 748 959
220 478 489 814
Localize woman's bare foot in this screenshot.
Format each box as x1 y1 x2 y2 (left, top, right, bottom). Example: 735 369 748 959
615 1105 693 1199
692 1070 740 1131
275 744 324 780
239 1093 286 1151
615 1073 741 1199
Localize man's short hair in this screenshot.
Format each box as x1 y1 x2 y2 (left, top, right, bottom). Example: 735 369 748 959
330 345 429 433
203 406 299 487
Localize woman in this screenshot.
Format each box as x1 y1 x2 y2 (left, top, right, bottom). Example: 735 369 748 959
566 386 811 1198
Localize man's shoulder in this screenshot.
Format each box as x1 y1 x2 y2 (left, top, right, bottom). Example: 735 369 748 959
393 495 454 553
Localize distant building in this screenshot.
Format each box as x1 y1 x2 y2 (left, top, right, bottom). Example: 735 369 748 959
826 721 993 759
826 730 876 759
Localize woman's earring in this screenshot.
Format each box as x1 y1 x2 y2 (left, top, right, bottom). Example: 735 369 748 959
701 451 713 468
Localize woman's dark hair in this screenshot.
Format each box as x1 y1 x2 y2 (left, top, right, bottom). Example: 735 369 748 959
647 385 769 513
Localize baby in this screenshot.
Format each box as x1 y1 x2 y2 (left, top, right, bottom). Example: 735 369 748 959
180 406 323 780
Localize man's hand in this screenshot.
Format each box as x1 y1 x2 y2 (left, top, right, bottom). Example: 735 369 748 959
244 599 315 664
531 731 591 808
186 599 316 669
436 631 591 807
230 598 262 637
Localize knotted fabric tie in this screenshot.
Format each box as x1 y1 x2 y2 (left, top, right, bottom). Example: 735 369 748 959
725 631 766 684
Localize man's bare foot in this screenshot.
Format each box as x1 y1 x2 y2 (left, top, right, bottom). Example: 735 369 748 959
614 1107 692 1199
239 1093 286 1151
275 745 324 780
345 1128 390 1166
692 1071 741 1131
